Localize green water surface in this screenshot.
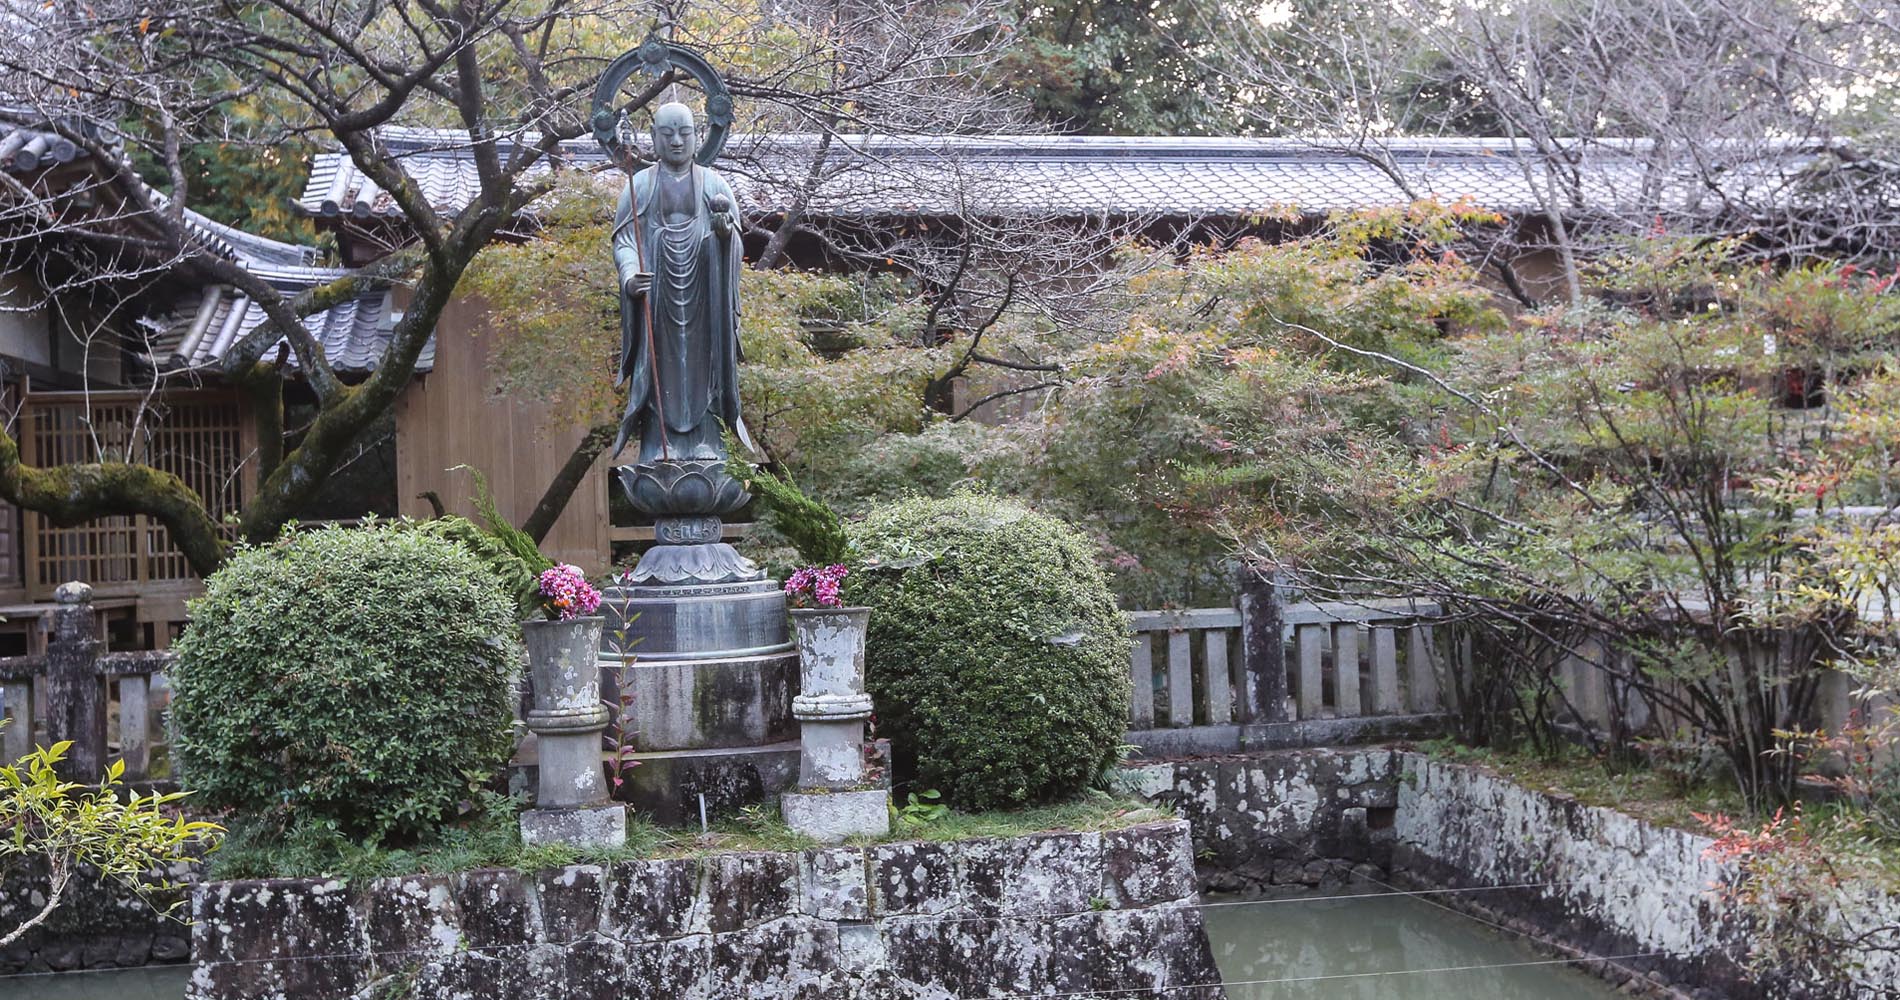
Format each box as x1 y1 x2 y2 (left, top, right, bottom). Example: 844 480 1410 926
1203 890 1628 999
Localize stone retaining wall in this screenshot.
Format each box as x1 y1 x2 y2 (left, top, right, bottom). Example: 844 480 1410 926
186 820 1223 1000
1123 748 1402 893
1133 748 1899 1000
1395 754 1900 1000
0 857 194 975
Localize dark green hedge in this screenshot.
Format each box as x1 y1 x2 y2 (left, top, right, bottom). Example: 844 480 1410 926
170 523 520 842
852 495 1130 809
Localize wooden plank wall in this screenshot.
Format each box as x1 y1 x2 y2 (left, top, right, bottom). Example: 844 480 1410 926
393 293 613 571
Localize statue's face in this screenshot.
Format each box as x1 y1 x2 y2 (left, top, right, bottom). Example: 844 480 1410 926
652 104 697 170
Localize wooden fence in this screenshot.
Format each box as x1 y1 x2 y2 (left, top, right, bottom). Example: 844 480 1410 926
1548 637 1890 747
4 573 1883 782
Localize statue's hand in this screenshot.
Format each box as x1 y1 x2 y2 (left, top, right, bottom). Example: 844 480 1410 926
624 272 651 297
710 194 732 235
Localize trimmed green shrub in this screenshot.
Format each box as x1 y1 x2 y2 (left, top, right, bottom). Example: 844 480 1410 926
851 494 1130 809
170 523 521 842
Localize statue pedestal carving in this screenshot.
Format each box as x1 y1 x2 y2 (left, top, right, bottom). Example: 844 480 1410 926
618 460 761 585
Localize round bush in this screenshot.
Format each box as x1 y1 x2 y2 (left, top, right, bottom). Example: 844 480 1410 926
170 523 521 841
851 494 1130 809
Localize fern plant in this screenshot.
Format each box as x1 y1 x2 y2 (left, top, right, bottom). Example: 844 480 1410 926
724 452 851 566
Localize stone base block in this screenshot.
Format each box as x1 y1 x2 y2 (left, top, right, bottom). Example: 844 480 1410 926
519 804 627 849
613 741 801 827
603 649 799 751
782 788 890 844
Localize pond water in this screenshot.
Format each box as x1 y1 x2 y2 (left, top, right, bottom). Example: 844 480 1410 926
7 891 1627 999
1204 890 1626 999
0 964 190 999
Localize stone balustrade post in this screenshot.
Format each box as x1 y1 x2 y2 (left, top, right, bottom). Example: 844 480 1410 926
44 581 105 781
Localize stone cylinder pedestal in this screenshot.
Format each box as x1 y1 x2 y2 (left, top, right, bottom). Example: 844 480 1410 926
520 616 625 848
782 607 888 843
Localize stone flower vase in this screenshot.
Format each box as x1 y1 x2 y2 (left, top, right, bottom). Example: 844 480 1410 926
519 615 624 847
788 605 875 779
783 605 887 841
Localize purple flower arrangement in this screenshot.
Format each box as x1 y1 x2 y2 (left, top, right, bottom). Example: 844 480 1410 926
537 563 602 621
785 563 849 609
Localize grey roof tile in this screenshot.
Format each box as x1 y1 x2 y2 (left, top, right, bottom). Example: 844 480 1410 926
0 121 78 173
150 267 431 377
296 132 1822 223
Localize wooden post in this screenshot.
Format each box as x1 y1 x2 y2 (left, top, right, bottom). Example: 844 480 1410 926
1407 624 1442 712
1 677 32 762
118 674 150 779
1295 624 1326 719
1368 627 1401 714
44 581 104 781
1203 629 1232 725
1238 568 1288 724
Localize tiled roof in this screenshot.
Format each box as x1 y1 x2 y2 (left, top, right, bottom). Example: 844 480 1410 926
147 264 432 376
1 107 320 267
0 121 79 173
0 108 401 376
298 131 1818 223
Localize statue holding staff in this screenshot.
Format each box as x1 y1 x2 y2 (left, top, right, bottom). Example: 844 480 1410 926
593 49 757 583
612 100 752 465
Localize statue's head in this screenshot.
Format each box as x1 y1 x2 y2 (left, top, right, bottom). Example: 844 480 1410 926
651 102 697 170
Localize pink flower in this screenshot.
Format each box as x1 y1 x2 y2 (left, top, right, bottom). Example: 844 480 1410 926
785 563 849 609
538 564 601 620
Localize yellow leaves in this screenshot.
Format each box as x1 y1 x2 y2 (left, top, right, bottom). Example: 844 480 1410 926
0 735 223 902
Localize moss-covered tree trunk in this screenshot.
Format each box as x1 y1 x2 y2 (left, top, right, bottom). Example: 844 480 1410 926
0 428 229 577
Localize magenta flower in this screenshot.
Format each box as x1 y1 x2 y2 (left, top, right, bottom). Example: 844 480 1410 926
538 564 602 621
785 564 849 609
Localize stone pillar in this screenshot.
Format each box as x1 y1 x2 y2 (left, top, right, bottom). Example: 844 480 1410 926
44 581 104 782
781 607 888 843
519 616 626 848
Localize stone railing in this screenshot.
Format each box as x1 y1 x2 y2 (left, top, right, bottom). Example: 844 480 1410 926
1125 577 1452 756
0 581 174 782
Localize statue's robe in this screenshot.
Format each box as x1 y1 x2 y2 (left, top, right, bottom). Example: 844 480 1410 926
611 163 749 462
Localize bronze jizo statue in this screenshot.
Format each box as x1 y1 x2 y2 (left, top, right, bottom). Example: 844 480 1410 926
613 101 748 465
612 101 759 584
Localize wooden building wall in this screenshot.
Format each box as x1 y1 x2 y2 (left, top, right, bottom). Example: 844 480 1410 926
393 293 613 572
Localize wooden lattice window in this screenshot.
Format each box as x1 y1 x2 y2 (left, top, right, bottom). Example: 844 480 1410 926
20 389 248 598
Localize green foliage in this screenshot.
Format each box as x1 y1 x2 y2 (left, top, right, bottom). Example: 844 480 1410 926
726 456 850 566
462 464 554 576
1000 0 1242 134
960 209 1501 606
1126 234 1900 804
890 789 950 830
207 791 666 881
415 515 541 617
850 494 1131 810
413 466 554 617
170 523 522 843
0 740 221 944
